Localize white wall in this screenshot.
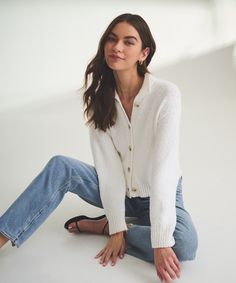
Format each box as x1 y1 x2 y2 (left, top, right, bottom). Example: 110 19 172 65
0 0 235 111
1 3 236 281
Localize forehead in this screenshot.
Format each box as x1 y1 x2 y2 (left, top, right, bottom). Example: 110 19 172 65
110 22 141 40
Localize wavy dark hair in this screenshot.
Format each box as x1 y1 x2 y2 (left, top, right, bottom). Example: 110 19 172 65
82 13 156 132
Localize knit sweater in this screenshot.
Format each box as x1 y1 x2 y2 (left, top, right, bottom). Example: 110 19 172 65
89 72 182 248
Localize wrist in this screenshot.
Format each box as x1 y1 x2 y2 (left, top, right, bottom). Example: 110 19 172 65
154 247 170 251
111 231 125 238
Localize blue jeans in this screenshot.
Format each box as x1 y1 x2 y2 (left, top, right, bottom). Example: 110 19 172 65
0 155 198 262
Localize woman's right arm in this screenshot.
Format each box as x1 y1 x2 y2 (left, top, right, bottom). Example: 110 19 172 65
89 126 127 235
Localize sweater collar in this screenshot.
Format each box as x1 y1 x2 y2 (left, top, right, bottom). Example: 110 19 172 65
114 72 150 105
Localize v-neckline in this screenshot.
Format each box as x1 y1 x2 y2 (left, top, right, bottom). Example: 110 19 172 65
120 99 134 122
114 73 150 123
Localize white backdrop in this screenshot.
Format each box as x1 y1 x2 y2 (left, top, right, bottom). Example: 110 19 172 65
0 0 235 111
0 1 236 283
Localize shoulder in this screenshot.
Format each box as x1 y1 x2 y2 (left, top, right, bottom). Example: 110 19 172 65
147 74 182 116
148 73 181 100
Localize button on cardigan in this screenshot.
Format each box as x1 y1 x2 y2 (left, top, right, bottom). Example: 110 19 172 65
89 73 182 248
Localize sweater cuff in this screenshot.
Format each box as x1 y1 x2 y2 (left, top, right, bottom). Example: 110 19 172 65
151 224 175 248
107 214 127 235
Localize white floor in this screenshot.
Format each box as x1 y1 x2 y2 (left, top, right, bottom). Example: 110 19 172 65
1 45 236 282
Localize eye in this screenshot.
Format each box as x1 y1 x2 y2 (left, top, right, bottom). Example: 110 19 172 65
125 41 135 46
107 35 116 42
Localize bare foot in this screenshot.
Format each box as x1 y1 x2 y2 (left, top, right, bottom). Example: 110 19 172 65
0 233 9 248
67 217 109 235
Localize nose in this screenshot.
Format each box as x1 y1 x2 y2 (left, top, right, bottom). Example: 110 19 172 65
112 40 123 52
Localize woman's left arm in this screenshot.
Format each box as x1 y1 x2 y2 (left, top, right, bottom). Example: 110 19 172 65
149 84 182 281
150 84 182 248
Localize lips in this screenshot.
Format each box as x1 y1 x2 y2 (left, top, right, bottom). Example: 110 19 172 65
109 54 124 60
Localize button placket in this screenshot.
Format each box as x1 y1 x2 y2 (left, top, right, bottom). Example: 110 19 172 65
127 123 133 193
129 101 139 195
117 97 139 197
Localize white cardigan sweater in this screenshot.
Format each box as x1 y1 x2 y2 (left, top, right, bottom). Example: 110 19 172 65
89 72 182 248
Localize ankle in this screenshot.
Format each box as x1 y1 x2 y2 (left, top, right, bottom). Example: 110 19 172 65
0 233 9 248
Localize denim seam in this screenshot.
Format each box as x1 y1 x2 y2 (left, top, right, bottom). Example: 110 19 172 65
59 157 98 188
15 179 72 242
14 158 98 244
69 175 98 192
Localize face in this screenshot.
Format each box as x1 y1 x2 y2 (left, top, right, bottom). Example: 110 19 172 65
104 22 149 73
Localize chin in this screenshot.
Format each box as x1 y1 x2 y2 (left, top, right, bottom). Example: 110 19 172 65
106 64 125 71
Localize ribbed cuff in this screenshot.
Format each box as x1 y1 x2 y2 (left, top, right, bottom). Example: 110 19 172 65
107 214 127 235
151 224 175 248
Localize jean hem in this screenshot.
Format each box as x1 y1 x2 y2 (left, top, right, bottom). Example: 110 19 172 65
0 229 19 248
178 254 197 262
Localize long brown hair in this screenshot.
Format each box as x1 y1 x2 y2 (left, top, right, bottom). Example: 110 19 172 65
82 13 156 132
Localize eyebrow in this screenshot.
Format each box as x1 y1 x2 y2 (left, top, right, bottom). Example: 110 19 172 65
109 32 138 41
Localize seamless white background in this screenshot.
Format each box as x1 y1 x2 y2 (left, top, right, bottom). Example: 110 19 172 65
0 1 236 282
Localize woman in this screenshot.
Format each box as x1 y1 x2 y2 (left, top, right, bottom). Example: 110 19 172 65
0 13 198 283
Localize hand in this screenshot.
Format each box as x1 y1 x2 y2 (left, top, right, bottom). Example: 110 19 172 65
154 247 181 283
95 231 125 266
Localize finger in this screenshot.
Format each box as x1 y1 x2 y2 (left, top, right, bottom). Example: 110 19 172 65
99 249 108 264
155 268 164 282
95 248 105 258
165 263 177 280
170 264 180 279
173 256 181 273
160 267 172 283
103 250 113 266
169 259 181 278
111 248 119 266
119 243 125 259
155 263 164 282
111 253 118 266
119 253 124 259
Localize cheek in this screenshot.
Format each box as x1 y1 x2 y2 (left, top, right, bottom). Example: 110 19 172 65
104 42 112 51
104 44 112 58
125 49 140 60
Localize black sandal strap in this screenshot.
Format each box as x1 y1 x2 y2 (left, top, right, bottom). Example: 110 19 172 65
64 214 106 232
102 221 109 234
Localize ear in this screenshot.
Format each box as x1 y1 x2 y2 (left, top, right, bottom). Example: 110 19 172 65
140 47 150 61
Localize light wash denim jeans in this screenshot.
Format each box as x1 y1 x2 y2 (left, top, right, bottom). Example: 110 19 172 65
0 155 198 262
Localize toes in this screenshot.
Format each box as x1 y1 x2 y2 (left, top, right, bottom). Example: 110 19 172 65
67 222 78 232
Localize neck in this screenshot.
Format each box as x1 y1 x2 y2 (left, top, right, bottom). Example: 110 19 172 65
113 69 144 103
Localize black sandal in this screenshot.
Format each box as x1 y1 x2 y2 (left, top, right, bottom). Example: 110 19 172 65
64 214 108 234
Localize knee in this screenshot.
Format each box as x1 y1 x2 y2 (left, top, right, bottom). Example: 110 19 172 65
45 155 69 180
42 155 71 193
173 227 198 262
47 155 67 167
